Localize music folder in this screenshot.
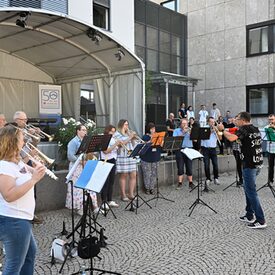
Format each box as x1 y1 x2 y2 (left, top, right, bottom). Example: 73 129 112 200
74 160 114 193
151 132 166 147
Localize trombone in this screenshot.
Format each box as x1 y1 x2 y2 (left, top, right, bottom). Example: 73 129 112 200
10 124 40 143
113 136 133 156
211 125 222 146
127 129 145 144
25 124 55 142
21 148 58 181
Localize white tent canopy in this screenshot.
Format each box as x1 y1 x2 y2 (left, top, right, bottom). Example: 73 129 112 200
0 8 145 133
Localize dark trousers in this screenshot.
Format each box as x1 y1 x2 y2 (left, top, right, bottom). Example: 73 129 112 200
101 158 116 202
233 150 243 182
175 150 192 176
268 153 275 182
201 147 219 180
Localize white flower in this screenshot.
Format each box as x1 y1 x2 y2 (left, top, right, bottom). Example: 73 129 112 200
61 128 66 131
58 141 63 147
69 118 76 123
62 118 68 125
76 121 81 125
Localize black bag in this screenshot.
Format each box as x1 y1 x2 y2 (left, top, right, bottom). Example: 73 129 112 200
77 236 100 259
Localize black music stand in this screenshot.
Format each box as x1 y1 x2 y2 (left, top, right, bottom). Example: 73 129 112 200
59 134 112 274
223 147 242 191
162 136 184 186
184 148 217 217
257 128 275 198
147 133 175 205
125 143 152 214
190 127 214 193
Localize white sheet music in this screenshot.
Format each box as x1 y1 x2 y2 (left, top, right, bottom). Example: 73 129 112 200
65 153 84 183
182 148 203 160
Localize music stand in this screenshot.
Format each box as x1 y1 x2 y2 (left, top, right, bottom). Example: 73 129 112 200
257 128 275 198
183 148 217 217
162 136 184 186
147 132 174 205
190 128 214 193
59 134 111 274
124 143 152 214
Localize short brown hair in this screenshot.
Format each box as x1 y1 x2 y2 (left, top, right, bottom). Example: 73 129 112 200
104 124 116 134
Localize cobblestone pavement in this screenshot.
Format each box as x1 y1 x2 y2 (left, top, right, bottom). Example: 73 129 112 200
1 165 275 275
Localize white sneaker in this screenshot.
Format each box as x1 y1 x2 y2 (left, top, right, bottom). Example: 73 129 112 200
108 201 119 208
214 178 220 185
102 203 110 210
206 179 211 185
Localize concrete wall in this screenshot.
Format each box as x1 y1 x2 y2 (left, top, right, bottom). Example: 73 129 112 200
176 0 275 120
36 155 236 211
68 0 135 52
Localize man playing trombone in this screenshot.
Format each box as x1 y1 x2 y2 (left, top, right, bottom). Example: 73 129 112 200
201 117 222 190
173 118 194 190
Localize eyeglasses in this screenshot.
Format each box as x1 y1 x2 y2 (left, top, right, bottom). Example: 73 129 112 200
17 118 28 121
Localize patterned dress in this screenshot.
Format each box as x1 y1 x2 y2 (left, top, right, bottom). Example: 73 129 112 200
114 131 137 173
65 160 98 211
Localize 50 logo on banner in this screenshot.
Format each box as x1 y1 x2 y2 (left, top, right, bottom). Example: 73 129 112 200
39 85 62 114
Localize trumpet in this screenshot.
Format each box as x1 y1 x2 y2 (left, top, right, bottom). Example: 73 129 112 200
26 142 55 166
25 124 55 142
10 124 40 143
21 148 58 181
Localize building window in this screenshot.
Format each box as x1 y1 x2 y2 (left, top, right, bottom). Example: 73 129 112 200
247 84 275 116
10 0 41 8
161 0 178 12
247 20 275 56
248 26 268 55
93 3 109 30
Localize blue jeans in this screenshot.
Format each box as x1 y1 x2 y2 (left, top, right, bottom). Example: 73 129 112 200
243 168 265 223
201 147 219 180
0 215 37 275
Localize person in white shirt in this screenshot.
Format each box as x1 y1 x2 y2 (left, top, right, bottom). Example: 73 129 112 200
198 105 208 127
100 124 121 208
210 103 221 122
186 106 195 121
0 125 45 275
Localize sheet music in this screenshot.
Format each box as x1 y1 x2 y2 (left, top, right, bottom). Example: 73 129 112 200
182 148 203 160
65 153 84 183
75 160 114 193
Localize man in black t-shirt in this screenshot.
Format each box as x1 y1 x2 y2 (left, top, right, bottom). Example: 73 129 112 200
218 112 266 229
166 113 176 137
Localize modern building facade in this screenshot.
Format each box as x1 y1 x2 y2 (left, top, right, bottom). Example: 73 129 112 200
150 0 275 125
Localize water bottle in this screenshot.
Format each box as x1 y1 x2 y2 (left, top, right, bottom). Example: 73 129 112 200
80 265 87 275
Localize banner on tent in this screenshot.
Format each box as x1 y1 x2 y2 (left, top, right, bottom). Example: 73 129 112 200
39 85 62 114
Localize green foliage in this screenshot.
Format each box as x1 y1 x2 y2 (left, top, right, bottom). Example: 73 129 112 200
54 117 98 155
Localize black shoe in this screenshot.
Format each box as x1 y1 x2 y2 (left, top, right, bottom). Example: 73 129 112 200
149 189 155 195
237 181 243 187
189 182 195 189
145 189 150 194
247 220 267 229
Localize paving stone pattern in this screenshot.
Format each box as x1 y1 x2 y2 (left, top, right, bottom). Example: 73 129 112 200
1 165 275 275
